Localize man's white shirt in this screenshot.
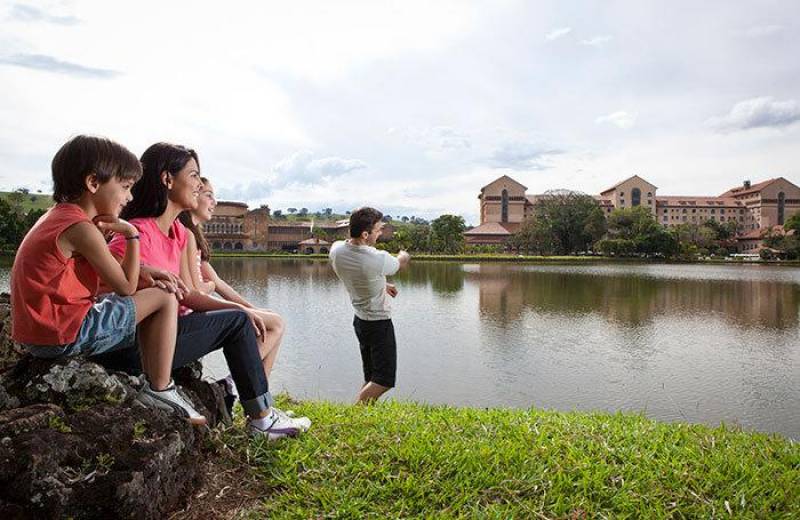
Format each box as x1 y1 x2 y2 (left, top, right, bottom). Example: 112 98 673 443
329 240 400 321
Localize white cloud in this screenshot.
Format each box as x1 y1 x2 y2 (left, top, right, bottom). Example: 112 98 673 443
707 97 800 132
579 35 613 47
488 142 562 171
595 111 636 129
388 126 471 151
545 27 572 41
744 24 783 38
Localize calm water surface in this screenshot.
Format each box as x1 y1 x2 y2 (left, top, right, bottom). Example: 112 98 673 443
2 258 798 438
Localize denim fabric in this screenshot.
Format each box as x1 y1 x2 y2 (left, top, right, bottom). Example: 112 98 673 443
90 308 273 417
26 293 136 359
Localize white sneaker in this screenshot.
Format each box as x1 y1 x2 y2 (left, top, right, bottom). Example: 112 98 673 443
248 408 303 440
136 380 207 426
275 408 312 432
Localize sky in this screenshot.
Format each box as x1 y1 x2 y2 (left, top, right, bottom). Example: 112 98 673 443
1 1 798 225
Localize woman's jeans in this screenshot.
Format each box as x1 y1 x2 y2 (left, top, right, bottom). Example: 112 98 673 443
91 309 273 418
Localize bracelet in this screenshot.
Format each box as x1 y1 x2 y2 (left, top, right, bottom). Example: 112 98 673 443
125 235 140 241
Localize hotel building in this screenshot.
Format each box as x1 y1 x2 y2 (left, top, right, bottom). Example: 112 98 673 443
465 174 800 251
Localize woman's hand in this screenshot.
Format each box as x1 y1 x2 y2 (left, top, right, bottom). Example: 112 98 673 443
141 266 189 299
245 309 268 338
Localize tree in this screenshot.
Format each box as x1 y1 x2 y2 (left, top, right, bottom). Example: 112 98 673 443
784 213 800 233
401 216 409 223
509 218 554 255
287 208 297 214
606 206 677 257
323 208 333 217
430 215 466 254
298 208 308 216
272 209 283 218
518 190 606 255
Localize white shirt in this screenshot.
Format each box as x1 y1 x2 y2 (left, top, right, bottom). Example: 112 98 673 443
329 240 400 320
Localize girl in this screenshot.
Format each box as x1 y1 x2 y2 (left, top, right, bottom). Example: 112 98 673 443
107 143 309 439
178 178 286 380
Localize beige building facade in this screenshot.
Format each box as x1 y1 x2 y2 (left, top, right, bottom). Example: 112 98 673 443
465 174 800 249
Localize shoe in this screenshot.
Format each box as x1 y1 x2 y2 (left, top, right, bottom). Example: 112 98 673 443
248 408 302 440
275 407 311 432
136 379 207 426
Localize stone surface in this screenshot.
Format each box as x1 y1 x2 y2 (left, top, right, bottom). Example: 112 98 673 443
0 295 232 519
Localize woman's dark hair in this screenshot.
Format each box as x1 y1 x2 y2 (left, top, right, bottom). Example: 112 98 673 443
52 135 142 203
178 176 212 261
121 142 199 220
349 207 384 237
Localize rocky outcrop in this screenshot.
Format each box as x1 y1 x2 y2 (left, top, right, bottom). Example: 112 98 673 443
0 293 231 519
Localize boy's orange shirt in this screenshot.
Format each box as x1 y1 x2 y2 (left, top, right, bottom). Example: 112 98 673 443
11 203 99 345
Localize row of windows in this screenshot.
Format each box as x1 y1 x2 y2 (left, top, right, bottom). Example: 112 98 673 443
203 222 243 234
663 208 744 215
663 215 744 223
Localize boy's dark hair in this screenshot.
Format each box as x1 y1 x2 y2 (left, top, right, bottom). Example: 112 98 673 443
178 176 212 262
349 207 383 238
52 135 142 203
121 142 199 220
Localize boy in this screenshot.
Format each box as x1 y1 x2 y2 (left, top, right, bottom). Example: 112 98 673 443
11 135 206 424
329 207 411 403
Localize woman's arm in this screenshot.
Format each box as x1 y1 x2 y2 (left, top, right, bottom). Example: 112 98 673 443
184 233 215 294
200 261 253 308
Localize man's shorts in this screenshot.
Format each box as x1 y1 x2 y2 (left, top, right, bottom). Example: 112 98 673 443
353 315 396 388
25 293 137 359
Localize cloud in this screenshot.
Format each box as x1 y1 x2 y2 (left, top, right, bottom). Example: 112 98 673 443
219 151 368 200
595 111 636 129
545 27 572 41
388 125 471 151
8 4 79 25
273 151 367 186
707 97 800 132
0 54 120 78
579 35 613 47
744 24 783 38
487 142 562 171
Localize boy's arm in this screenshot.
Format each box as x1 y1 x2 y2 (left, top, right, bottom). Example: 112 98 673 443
64 220 140 296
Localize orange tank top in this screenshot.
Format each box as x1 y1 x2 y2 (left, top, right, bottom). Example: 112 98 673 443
11 203 100 345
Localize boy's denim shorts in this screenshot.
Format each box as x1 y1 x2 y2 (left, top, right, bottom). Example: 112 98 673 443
26 293 137 359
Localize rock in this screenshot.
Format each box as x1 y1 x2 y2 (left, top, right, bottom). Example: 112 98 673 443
0 296 234 519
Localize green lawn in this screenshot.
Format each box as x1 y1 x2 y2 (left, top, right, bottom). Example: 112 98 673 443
224 399 799 519
0 190 53 212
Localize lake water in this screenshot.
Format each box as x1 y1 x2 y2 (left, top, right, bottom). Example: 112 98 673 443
2 258 798 439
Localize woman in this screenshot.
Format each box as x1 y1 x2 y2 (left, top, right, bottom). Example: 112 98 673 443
108 142 309 438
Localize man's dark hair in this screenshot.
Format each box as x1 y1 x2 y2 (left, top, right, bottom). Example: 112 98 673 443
121 142 199 220
349 207 383 238
52 135 142 203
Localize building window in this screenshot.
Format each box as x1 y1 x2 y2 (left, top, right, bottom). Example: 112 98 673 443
501 189 509 223
619 191 624 196
778 192 785 225
620 200 625 205
710 209 715 214
632 188 641 207
647 192 653 197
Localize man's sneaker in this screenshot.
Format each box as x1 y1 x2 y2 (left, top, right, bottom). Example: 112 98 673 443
248 408 302 440
136 380 207 426
275 408 312 432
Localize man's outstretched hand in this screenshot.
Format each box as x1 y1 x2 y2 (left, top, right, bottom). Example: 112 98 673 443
386 283 398 298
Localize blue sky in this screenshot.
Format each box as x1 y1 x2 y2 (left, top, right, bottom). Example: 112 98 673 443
1 0 798 224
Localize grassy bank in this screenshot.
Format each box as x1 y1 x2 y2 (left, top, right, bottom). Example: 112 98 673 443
222 399 799 519
209 251 800 265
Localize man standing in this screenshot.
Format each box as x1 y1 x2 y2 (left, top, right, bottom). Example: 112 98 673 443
329 207 411 403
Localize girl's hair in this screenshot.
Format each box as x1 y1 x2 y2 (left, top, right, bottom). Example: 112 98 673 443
52 135 142 203
178 176 212 261
121 142 198 220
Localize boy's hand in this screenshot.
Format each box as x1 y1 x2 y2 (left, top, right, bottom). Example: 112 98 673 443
93 215 138 239
386 283 398 297
397 250 411 269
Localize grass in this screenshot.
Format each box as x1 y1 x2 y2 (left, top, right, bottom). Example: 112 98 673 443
221 398 799 519
0 190 52 212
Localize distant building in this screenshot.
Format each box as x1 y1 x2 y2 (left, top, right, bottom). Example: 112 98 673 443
465 174 800 250
203 204 393 252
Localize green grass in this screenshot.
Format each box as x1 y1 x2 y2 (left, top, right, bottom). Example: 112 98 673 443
224 398 799 519
0 190 52 212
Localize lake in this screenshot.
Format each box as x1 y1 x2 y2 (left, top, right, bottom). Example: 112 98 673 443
2 258 798 439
